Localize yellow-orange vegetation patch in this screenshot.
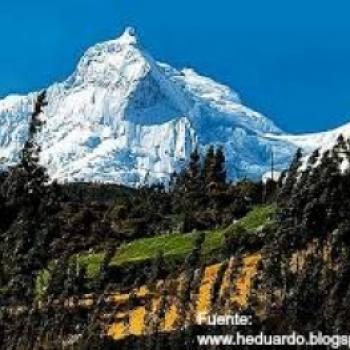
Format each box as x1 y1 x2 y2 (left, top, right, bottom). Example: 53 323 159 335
107 286 150 340
109 293 129 304
196 263 222 316
138 286 149 297
108 286 150 305
107 253 261 341
129 306 146 336
231 253 261 306
107 306 147 339
219 257 235 298
107 320 127 340
164 303 178 331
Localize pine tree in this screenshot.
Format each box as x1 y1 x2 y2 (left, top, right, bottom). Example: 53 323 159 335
203 145 216 186
278 148 302 210
214 146 226 185
171 148 206 232
203 145 227 194
188 147 201 183
0 91 62 303
185 148 205 209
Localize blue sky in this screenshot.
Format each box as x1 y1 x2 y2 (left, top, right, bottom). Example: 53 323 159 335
1 0 350 133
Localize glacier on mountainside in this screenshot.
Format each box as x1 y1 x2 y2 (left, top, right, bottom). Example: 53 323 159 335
0 27 346 186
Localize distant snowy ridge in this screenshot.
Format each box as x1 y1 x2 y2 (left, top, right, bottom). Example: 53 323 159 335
266 122 350 153
266 122 350 174
0 27 347 186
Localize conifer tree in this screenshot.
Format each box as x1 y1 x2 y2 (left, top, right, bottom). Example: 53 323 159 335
185 147 205 211
0 91 62 303
203 145 216 186
214 146 226 185
280 147 302 201
188 147 201 184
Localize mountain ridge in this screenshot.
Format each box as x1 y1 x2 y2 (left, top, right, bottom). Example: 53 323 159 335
0 27 347 186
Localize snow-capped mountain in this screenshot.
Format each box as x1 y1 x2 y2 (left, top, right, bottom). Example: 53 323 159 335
0 27 346 186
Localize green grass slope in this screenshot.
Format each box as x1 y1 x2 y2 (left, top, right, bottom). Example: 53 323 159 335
77 204 275 278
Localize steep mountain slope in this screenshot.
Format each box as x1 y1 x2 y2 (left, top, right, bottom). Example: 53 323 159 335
0 27 345 186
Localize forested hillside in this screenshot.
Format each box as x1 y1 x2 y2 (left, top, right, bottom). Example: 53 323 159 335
1 94 350 349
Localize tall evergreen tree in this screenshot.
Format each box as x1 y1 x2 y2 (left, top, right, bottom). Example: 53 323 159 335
203 145 227 190
188 147 201 181
0 91 62 303
214 146 226 185
203 145 216 186
185 147 205 206
279 148 302 204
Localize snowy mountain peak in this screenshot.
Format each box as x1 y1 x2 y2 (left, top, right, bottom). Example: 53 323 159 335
118 26 138 45
0 27 342 186
69 27 148 90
